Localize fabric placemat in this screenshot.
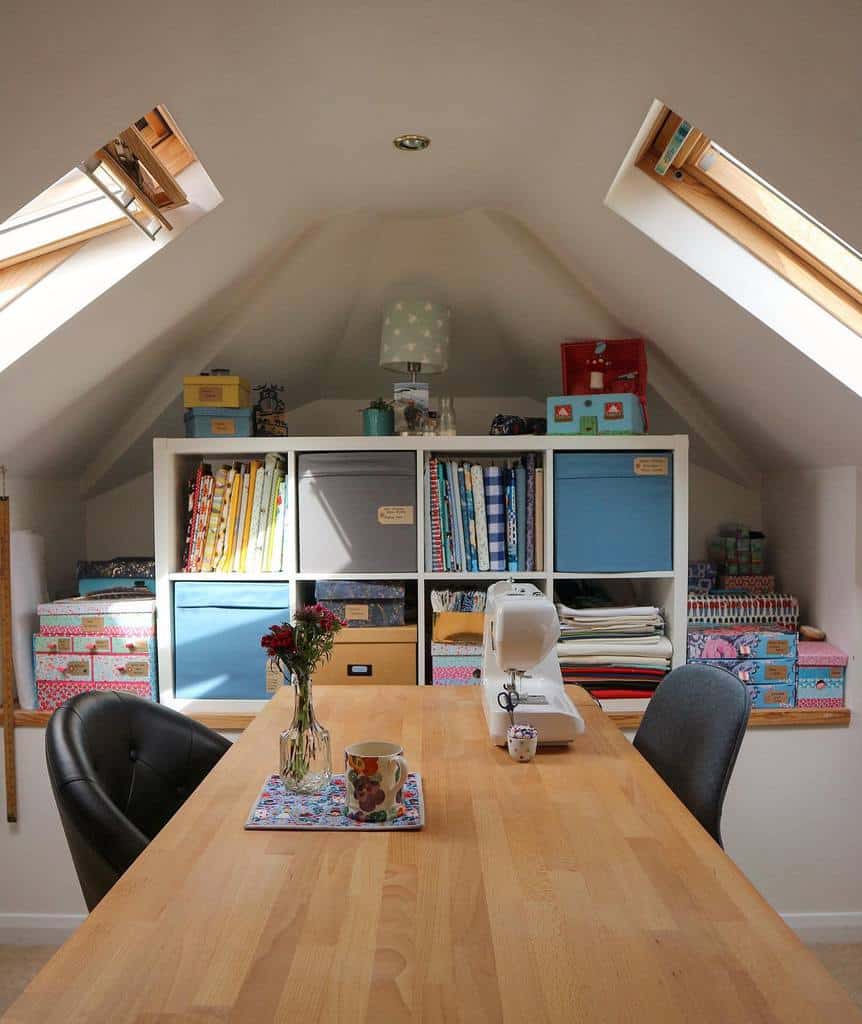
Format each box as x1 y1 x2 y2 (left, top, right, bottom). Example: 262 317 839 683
245 772 424 831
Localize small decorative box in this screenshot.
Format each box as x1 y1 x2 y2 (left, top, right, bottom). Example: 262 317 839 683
37 598 156 637
748 682 796 709
796 641 847 708
183 374 251 408
184 407 254 438
688 561 717 593
546 394 645 435
719 574 776 593
697 657 796 686
687 627 797 661
314 581 406 627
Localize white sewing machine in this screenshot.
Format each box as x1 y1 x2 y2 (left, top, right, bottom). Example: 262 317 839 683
481 580 585 746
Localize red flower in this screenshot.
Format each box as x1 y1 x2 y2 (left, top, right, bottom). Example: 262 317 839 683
261 623 295 655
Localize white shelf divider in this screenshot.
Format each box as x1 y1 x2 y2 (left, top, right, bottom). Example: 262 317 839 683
154 434 689 708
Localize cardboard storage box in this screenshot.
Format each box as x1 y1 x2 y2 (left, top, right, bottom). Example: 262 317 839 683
311 626 416 685
314 580 406 626
687 628 797 662
796 641 847 708
183 374 251 408
554 451 672 573
185 407 253 438
431 641 482 685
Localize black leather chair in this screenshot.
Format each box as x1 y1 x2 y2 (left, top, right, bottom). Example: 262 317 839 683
633 663 751 847
46 690 231 910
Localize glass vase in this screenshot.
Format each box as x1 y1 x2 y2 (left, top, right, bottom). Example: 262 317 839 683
279 673 332 794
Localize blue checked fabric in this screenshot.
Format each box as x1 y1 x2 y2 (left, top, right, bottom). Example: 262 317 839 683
483 466 507 571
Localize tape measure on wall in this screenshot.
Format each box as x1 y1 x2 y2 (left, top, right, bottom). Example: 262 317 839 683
0 466 17 822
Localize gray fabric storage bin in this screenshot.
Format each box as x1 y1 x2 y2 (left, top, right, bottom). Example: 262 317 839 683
298 452 417 572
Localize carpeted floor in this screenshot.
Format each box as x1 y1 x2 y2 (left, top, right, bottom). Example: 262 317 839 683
0 942 860 1015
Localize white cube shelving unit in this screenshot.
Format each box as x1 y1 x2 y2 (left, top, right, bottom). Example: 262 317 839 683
154 434 689 715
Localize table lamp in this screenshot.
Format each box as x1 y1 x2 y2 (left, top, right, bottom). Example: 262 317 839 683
379 298 451 433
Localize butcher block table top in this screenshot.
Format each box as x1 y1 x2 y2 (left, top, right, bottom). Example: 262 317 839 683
5 685 858 1023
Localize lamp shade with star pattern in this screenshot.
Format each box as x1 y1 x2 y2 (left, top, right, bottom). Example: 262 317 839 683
379 299 451 374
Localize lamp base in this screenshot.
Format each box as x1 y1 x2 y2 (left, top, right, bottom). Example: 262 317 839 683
393 380 429 435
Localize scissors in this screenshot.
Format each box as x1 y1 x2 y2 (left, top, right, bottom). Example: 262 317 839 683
497 689 521 726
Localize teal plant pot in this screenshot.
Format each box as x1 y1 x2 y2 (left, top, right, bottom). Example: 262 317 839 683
362 408 394 436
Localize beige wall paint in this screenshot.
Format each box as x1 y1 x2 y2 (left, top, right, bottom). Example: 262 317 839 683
8 476 85 598
688 464 763 562
84 473 154 561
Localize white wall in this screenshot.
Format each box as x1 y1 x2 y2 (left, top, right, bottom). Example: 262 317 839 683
717 467 862 940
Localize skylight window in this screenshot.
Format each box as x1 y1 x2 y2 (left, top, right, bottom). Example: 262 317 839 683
0 106 199 313
637 109 862 336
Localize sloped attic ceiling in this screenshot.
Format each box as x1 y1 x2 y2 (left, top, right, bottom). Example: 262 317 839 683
0 0 859 487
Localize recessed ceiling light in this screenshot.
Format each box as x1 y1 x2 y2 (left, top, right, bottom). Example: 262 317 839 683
393 134 430 152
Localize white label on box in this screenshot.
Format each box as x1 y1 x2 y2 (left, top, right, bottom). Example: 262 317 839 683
634 457 669 476
210 419 236 435
344 604 370 621
266 662 282 694
378 505 414 526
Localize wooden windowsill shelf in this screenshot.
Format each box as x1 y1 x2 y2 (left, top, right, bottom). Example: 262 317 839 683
9 704 851 731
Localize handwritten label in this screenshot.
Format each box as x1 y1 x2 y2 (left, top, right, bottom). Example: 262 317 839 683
764 688 786 704
210 419 237 435
124 641 148 654
377 505 414 526
633 457 669 476
198 385 224 403
87 639 110 653
344 604 370 622
764 663 788 681
766 639 789 656
64 660 89 677
265 662 282 694
55 638 72 652
122 661 150 678
81 615 105 632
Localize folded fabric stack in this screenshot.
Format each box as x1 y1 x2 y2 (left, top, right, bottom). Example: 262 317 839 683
556 603 671 699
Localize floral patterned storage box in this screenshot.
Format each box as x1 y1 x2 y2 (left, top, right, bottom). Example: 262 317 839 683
698 657 796 688
687 627 797 662
747 682 796 709
796 641 847 709
33 598 157 709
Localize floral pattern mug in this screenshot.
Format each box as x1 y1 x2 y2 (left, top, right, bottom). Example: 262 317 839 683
345 741 408 823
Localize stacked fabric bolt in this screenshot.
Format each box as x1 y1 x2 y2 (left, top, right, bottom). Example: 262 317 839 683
556 603 671 699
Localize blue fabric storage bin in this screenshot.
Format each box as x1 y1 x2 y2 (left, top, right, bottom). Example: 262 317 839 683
173 582 290 700
554 452 673 572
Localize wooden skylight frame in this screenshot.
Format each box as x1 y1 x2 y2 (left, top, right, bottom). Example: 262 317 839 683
637 107 862 336
0 106 197 310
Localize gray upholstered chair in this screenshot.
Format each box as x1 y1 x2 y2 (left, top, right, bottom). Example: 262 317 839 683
633 664 751 846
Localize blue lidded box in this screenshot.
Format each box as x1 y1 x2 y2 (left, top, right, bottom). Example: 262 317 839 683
554 451 673 572
547 394 645 435
173 582 290 699
184 407 253 438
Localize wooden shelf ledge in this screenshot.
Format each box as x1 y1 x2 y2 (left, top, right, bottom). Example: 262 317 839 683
606 706 852 730
8 705 852 731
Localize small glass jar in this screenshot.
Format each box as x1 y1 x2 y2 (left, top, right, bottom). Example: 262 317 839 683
439 396 457 436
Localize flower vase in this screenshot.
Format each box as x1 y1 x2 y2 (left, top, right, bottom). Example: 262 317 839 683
279 673 332 794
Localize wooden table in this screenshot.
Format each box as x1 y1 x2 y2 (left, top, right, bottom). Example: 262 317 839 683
5 686 858 1023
